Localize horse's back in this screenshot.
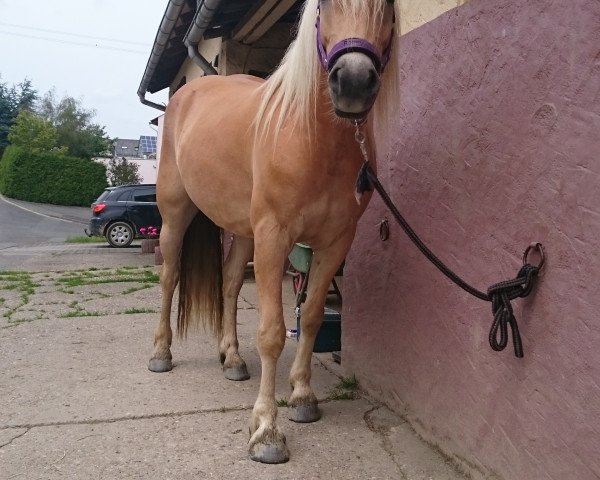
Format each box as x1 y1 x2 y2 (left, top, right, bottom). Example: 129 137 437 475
166 75 264 124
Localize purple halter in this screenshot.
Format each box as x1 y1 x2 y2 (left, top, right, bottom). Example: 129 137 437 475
316 4 394 73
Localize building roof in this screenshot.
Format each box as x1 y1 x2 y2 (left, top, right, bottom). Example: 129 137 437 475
113 137 157 158
142 0 303 95
145 0 196 95
114 139 140 157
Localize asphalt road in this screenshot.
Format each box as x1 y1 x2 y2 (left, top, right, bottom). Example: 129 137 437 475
0 194 90 250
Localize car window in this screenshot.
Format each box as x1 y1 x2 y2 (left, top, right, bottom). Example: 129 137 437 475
106 189 130 201
115 190 131 201
95 190 111 202
132 188 156 203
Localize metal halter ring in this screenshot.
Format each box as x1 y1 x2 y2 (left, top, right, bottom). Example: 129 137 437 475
523 242 545 270
354 129 366 144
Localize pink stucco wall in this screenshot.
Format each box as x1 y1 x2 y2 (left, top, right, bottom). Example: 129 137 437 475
342 1 600 479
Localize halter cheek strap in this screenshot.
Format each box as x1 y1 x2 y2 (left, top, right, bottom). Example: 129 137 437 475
316 7 394 73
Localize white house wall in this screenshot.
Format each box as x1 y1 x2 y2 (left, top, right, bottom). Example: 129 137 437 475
96 158 158 185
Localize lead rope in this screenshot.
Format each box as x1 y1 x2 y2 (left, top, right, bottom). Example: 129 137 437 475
353 121 545 358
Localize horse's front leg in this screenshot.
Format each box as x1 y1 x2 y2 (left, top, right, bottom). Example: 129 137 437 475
288 234 354 422
248 221 291 464
220 235 254 380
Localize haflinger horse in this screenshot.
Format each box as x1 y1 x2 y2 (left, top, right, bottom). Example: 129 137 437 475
149 0 399 464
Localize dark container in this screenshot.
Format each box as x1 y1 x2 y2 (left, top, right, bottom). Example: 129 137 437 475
297 307 341 352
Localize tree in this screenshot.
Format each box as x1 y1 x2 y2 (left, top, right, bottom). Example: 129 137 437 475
38 90 111 159
15 79 36 112
8 110 59 153
0 76 38 156
107 157 142 186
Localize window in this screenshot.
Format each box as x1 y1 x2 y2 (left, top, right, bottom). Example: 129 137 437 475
96 190 111 202
133 188 156 203
115 190 131 201
107 189 131 201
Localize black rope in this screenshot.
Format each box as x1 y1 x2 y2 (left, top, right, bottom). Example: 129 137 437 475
357 162 544 358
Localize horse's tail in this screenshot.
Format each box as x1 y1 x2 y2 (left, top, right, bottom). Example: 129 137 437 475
177 211 223 339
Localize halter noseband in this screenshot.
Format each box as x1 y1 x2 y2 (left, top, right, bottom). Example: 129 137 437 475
315 4 394 73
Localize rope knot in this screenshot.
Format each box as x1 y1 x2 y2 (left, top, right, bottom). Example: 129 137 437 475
487 264 540 358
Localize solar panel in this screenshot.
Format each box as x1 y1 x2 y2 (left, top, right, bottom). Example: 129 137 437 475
139 135 157 155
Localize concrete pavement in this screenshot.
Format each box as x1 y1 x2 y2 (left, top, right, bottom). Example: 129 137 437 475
0 201 469 480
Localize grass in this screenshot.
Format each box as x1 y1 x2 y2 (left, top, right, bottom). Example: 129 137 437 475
7 316 42 326
329 375 359 400
276 398 288 407
122 285 154 295
61 310 105 318
123 308 156 314
0 272 39 322
57 269 159 288
65 235 106 244
1 266 161 328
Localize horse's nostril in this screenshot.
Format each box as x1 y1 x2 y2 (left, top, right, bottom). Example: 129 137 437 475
329 67 340 86
367 69 378 91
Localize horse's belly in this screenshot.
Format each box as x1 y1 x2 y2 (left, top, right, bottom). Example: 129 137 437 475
172 77 259 237
180 153 253 237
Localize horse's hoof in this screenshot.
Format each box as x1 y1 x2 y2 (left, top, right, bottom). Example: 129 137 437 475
288 402 321 423
224 364 250 381
249 441 289 464
148 358 172 372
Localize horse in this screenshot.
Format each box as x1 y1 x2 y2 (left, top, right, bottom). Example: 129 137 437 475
148 0 400 464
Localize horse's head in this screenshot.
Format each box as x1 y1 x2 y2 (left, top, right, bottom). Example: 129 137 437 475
316 0 396 119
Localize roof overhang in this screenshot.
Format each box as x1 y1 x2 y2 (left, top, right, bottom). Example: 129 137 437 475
138 0 302 110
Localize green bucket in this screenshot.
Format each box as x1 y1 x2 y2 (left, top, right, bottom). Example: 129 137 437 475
288 243 313 273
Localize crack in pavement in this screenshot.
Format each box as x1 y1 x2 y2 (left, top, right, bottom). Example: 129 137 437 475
1 395 338 432
363 404 473 480
363 405 408 479
1 405 254 431
0 427 30 448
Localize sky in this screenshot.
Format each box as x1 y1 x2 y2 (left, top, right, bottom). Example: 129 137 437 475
0 0 169 139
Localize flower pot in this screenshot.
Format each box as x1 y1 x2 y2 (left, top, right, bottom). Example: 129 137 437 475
141 238 160 253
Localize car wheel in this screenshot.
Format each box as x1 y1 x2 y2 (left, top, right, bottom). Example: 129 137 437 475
106 221 134 248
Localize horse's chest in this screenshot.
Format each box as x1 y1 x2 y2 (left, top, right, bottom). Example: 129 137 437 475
294 177 367 244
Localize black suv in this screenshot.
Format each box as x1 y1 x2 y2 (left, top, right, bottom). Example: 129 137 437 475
85 184 162 247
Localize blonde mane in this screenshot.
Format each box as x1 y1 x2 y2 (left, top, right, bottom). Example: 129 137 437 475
255 0 400 138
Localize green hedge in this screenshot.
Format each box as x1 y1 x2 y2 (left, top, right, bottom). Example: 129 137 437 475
0 146 107 206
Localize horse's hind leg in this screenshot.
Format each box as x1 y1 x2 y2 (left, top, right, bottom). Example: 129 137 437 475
220 235 254 380
287 234 354 422
148 172 198 372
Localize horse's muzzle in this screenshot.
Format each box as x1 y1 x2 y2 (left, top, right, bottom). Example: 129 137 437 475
328 52 380 118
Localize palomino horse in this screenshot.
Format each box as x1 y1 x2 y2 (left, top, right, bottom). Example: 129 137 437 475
149 0 399 464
